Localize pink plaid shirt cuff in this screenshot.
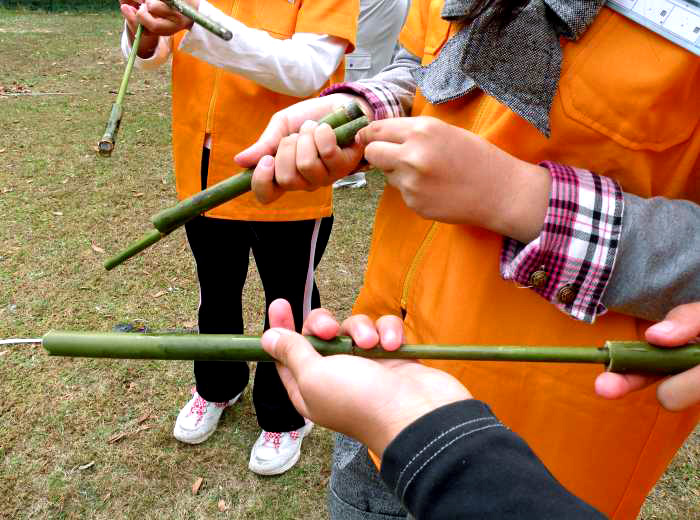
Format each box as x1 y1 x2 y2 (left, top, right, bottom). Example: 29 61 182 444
321 82 403 120
501 162 623 323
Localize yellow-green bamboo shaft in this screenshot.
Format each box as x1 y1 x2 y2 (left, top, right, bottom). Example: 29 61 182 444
104 105 368 270
41 331 700 375
98 24 143 157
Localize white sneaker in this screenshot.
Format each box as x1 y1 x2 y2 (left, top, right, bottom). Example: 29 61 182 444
333 172 367 189
173 388 242 445
248 421 314 476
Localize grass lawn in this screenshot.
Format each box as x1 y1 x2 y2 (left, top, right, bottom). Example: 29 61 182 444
0 9 698 520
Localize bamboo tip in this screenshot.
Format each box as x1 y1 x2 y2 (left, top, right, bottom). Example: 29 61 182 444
97 139 114 157
221 30 233 41
344 102 364 121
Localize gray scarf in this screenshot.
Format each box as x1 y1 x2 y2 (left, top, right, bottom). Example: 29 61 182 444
412 0 605 136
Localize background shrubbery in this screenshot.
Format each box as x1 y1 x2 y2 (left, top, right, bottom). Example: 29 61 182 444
0 0 113 11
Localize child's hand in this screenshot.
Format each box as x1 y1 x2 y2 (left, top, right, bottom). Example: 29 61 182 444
119 0 161 57
134 0 197 37
357 116 552 243
235 94 370 204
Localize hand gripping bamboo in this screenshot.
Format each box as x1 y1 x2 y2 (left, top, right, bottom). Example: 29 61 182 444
41 331 700 375
104 103 368 270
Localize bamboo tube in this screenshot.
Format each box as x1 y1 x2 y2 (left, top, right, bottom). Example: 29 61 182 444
164 0 233 41
41 331 700 375
104 106 368 270
98 24 143 157
151 115 369 234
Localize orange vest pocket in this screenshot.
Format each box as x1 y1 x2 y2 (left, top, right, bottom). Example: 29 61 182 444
559 9 700 152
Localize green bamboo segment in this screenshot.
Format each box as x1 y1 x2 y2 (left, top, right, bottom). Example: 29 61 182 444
104 105 368 270
151 112 369 234
98 24 143 157
605 341 700 374
103 229 164 271
40 331 700 374
164 0 233 41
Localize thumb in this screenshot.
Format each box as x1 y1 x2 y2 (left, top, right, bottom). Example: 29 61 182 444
261 328 321 378
645 302 700 347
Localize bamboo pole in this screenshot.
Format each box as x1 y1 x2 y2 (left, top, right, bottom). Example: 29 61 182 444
164 0 233 41
97 24 143 157
104 106 368 270
41 331 700 375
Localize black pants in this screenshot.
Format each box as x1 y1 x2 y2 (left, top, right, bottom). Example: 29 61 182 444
184 149 333 432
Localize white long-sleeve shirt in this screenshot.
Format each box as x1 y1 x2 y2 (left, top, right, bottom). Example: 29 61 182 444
120 0 347 98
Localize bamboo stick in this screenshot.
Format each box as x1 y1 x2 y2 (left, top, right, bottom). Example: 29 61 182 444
104 106 368 270
98 24 143 157
164 0 233 41
41 331 700 375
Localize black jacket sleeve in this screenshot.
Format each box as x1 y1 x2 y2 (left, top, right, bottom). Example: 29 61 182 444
379 400 606 519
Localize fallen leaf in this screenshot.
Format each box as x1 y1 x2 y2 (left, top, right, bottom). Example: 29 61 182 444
1 188 12 194
52 211 63 216
78 461 95 471
26 179 33 184
133 192 144 197
152 290 167 298
137 411 151 424
218 499 228 512
0 149 6 153
134 424 151 434
183 320 197 328
108 431 128 444
61 178 68 184
192 477 204 495
102 492 111 502
91 243 105 254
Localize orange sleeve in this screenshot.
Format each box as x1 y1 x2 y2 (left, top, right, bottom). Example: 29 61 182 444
399 0 429 58
295 0 359 53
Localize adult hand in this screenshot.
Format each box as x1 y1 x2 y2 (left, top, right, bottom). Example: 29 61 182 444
262 299 472 457
357 117 552 243
235 94 370 204
595 302 700 411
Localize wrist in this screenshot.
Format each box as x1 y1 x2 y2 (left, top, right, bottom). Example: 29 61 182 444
494 159 551 243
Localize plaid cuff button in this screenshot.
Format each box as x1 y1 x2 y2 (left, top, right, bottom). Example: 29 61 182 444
557 284 577 305
528 269 548 289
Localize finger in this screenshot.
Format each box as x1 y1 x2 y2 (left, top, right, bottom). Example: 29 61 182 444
236 113 290 167
375 315 404 351
315 123 365 180
268 298 296 331
657 364 700 411
363 141 403 172
302 308 341 339
274 134 313 191
251 155 285 204
356 119 413 146
645 302 700 347
120 4 139 31
296 121 330 187
340 315 380 349
262 328 322 380
594 372 658 399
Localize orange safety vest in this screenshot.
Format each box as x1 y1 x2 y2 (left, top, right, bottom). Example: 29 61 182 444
357 3 700 518
170 0 357 221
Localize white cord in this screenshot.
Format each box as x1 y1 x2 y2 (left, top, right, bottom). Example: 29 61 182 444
0 338 42 346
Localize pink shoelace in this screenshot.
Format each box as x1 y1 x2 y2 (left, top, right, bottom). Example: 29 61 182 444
188 388 230 426
263 430 300 450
